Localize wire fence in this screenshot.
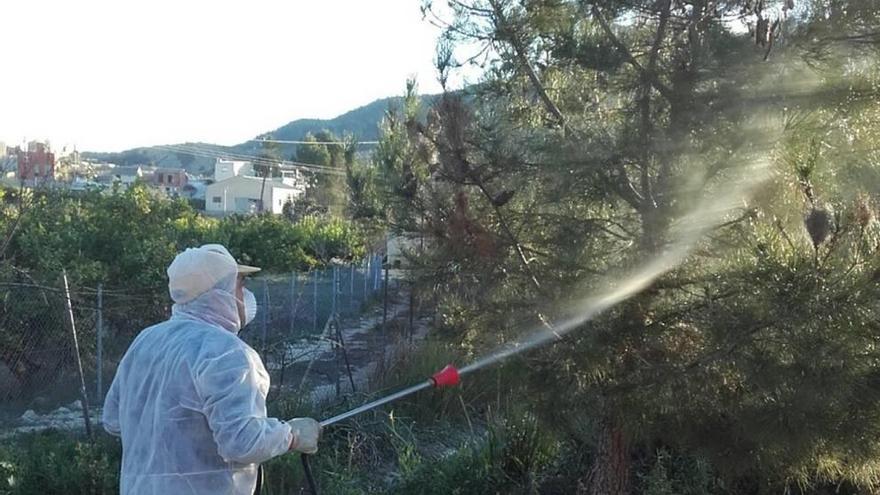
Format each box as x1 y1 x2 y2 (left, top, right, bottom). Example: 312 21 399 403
237 255 399 397
0 254 397 427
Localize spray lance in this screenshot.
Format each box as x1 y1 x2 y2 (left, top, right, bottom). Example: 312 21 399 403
320 364 461 427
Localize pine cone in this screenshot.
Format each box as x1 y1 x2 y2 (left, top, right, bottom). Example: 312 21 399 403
492 189 515 207
804 206 834 248
855 195 874 228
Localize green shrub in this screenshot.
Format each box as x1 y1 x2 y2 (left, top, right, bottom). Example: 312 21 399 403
4 185 368 291
0 431 121 495
630 447 732 495
389 410 558 495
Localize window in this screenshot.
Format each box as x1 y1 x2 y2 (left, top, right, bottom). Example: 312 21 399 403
167 174 173 183
158 174 164 184
212 196 222 204
234 198 260 213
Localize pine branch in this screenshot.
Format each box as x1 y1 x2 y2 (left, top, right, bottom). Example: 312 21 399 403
591 4 675 102
612 162 646 212
638 0 672 208
488 0 572 133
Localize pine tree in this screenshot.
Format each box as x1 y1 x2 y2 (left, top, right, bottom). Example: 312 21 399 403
296 131 349 216
377 0 880 491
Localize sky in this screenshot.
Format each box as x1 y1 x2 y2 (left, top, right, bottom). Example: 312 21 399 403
1 1 461 152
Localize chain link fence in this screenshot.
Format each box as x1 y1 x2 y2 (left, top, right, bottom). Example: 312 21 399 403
0 285 92 422
237 254 396 397
0 254 396 429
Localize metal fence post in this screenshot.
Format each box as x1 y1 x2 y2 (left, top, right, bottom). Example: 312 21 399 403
373 255 379 291
62 270 93 440
375 254 380 289
261 279 269 356
96 284 103 405
382 262 389 338
376 254 385 291
313 269 319 333
289 272 296 337
331 265 338 318
409 280 416 344
349 264 355 314
363 256 369 298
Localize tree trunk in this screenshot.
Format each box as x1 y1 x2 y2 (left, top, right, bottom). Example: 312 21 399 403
579 417 631 495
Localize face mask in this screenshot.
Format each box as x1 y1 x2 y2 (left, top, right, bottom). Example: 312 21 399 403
242 288 258 328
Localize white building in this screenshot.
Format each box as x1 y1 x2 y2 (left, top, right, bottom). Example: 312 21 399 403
205 175 304 215
214 159 254 182
100 165 144 189
0 141 6 158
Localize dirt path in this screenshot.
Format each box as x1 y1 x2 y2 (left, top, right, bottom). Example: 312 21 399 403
270 287 431 403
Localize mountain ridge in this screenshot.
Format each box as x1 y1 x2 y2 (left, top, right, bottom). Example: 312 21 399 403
82 93 440 174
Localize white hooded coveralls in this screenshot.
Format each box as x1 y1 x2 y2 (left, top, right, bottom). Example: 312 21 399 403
102 269 292 495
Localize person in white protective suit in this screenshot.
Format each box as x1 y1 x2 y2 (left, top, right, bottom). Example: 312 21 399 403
102 244 321 494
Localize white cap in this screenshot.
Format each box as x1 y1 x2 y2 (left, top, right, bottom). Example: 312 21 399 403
167 244 261 304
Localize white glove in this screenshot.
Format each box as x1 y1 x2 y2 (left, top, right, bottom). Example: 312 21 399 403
287 417 322 454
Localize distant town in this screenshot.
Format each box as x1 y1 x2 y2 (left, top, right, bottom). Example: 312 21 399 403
0 140 308 216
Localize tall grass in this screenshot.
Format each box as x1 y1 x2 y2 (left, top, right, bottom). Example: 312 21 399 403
0 431 120 495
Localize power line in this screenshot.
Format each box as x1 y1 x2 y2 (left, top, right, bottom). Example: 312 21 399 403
251 138 381 145
156 144 307 168
159 143 346 174
155 144 347 177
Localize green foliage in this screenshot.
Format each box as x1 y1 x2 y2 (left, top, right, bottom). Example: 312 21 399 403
0 431 121 495
383 0 880 492
345 161 383 222
3 185 366 289
211 213 364 270
0 185 367 399
389 411 558 495
296 131 352 216
253 137 282 174
259 450 369 495
294 215 367 263
635 449 723 495
373 79 430 234
10 186 196 288
295 132 333 167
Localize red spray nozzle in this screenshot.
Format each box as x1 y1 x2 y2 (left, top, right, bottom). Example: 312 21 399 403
431 364 460 388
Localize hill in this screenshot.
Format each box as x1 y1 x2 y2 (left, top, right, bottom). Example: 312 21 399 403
82 94 439 175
